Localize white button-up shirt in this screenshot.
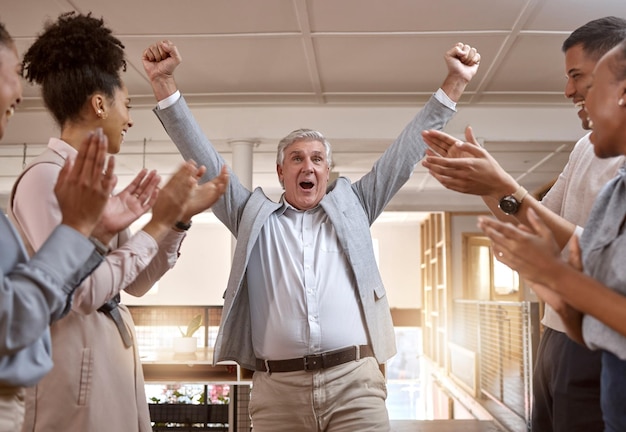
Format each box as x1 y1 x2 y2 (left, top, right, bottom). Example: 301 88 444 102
248 200 368 360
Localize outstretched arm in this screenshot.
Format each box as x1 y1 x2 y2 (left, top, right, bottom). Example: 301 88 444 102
422 125 576 249
355 43 481 220
143 39 251 235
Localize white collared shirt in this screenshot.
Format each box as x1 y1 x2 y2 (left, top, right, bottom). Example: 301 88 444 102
247 200 368 360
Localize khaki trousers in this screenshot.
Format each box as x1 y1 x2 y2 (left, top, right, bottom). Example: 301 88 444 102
249 357 389 432
0 387 25 432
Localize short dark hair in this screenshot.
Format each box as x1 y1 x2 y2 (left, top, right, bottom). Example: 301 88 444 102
21 12 126 127
562 16 626 61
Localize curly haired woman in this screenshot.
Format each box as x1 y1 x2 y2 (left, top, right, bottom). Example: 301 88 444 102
13 12 227 432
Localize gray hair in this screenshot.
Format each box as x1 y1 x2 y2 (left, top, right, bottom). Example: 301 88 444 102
276 128 333 167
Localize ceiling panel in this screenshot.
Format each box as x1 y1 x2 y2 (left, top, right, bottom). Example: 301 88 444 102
0 0 617 212
123 37 316 95
309 0 529 32
83 0 302 34
315 35 500 93
524 0 626 31
485 34 568 93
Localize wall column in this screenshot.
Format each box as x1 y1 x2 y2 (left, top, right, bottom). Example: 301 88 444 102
227 139 258 254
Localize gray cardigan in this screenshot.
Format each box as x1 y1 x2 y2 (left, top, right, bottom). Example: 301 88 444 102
154 95 455 370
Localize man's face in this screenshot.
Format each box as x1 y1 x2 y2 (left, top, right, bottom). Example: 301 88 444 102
564 44 598 130
276 139 330 210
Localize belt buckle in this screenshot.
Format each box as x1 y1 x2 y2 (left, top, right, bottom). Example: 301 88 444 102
303 353 322 371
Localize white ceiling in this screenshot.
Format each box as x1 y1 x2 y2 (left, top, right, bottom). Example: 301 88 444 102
1 0 625 213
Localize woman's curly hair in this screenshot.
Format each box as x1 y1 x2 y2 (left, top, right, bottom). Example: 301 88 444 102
22 12 126 126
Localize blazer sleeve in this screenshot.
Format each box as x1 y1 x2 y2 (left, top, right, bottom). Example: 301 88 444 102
153 96 252 236
0 220 100 355
353 94 456 223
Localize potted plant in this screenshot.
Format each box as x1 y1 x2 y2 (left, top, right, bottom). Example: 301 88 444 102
173 314 202 353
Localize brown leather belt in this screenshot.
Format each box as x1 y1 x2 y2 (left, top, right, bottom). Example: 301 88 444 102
256 345 374 373
0 386 23 396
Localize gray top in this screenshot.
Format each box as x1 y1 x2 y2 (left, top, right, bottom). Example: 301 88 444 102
581 165 626 359
0 215 101 386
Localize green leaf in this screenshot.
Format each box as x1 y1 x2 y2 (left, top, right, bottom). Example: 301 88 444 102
182 314 203 338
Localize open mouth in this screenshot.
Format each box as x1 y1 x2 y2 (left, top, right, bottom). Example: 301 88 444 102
299 181 314 190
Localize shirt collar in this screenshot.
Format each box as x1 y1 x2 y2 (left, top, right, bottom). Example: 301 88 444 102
277 194 323 216
47 137 78 161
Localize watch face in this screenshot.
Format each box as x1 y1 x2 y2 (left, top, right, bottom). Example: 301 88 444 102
499 196 520 215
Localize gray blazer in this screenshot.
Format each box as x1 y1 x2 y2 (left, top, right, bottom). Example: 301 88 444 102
0 215 101 387
154 95 455 370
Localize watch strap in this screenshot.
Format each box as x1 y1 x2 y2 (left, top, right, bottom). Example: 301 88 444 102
512 185 529 203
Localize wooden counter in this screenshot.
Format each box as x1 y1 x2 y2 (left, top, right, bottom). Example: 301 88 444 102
140 347 245 383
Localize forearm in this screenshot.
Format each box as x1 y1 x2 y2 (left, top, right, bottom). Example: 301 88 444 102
0 224 97 354
483 193 575 248
440 74 470 103
154 95 250 232
514 197 575 249
71 230 159 313
482 196 520 224
124 229 184 297
551 267 626 339
151 75 179 102
0 274 54 355
357 95 455 219
561 310 585 346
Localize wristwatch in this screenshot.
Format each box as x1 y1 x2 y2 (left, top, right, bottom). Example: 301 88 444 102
498 186 529 215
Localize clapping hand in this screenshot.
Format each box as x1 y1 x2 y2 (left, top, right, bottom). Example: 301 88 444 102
477 208 561 287
55 129 116 238
91 169 161 245
421 125 517 197
178 165 229 223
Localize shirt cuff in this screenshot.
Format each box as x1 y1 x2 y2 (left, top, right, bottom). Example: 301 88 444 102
157 90 181 110
434 88 457 111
